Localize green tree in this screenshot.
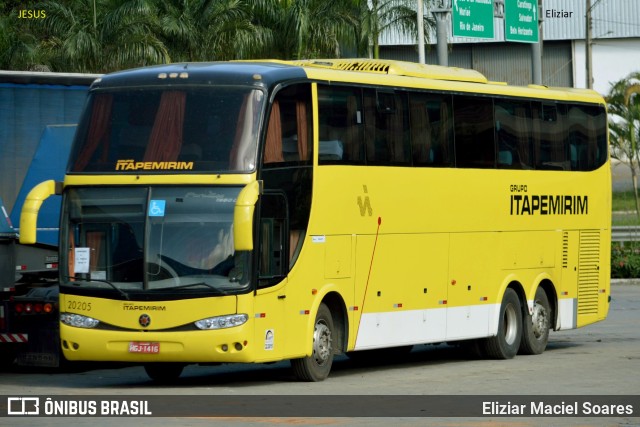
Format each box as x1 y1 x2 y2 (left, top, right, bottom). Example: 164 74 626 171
155 0 272 62
0 7 44 70
34 0 170 73
252 0 355 60
353 0 434 59
607 72 640 219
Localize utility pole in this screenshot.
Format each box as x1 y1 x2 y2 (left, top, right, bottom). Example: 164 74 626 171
432 0 451 67
532 0 543 85
585 0 593 88
417 0 425 64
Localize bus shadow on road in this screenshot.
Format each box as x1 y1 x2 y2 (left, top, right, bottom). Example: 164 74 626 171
1 339 592 388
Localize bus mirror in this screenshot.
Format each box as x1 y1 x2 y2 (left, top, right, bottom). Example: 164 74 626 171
234 181 262 251
19 180 62 244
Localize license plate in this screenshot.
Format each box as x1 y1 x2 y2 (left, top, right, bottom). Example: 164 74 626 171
129 342 160 354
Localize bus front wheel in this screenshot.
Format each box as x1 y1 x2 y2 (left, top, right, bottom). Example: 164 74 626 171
291 303 334 381
483 288 522 359
519 287 551 355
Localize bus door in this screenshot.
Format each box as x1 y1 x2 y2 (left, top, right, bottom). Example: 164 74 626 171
253 192 288 360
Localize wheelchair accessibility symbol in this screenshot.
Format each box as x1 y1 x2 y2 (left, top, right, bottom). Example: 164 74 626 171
149 200 166 217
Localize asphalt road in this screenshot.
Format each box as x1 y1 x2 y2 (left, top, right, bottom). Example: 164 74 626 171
1 282 639 426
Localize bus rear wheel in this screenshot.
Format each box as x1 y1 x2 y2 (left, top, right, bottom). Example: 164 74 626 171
291 303 334 381
519 287 551 355
482 288 522 359
144 363 185 383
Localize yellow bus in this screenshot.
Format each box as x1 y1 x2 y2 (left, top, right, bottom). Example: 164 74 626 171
20 59 610 382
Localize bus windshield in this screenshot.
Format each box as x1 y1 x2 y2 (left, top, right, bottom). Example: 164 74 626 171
69 87 264 173
61 186 251 296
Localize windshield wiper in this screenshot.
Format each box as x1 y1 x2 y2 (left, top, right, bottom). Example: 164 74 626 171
65 276 130 300
154 282 228 294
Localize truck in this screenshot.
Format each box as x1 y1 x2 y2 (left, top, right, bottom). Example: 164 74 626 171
0 71 98 367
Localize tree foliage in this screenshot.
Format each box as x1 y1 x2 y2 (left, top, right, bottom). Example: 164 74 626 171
607 72 640 218
1 0 436 72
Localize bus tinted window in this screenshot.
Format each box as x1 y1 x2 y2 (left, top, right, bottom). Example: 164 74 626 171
263 84 312 167
364 90 411 165
533 103 569 170
453 95 495 168
567 104 608 171
317 86 365 164
70 87 264 173
408 93 454 167
494 100 534 169
315 89 606 172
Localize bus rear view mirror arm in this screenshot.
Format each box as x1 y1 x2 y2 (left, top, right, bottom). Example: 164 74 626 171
234 180 263 251
19 180 62 244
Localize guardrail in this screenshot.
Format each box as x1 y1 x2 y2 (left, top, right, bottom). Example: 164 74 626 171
612 226 640 242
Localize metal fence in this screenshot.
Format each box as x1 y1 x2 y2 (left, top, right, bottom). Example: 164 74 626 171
612 226 640 243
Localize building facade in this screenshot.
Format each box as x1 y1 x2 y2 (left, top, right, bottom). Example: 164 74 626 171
379 0 640 95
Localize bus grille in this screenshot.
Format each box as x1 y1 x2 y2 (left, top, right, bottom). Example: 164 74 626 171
292 59 390 74
290 59 488 83
577 230 600 315
332 61 391 73
562 231 569 268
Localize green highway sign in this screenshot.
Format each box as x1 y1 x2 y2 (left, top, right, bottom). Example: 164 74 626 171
505 0 539 43
452 0 494 39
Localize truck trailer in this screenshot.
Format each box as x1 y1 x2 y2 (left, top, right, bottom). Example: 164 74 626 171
0 71 98 367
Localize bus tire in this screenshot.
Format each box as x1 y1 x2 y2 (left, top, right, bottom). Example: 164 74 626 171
291 303 334 381
144 363 185 383
519 287 551 355
483 288 522 359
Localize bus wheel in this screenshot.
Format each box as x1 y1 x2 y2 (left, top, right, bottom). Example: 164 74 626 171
291 303 334 381
483 288 522 359
519 287 551 355
144 363 185 383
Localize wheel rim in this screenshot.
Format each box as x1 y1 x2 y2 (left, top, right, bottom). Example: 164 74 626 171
531 301 548 339
312 319 332 366
504 303 518 345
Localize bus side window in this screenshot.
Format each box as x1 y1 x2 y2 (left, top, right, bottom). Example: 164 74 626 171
453 95 495 168
263 85 312 166
567 104 607 171
494 100 533 169
264 100 285 163
364 90 411 165
317 85 364 164
408 93 454 167
534 103 569 170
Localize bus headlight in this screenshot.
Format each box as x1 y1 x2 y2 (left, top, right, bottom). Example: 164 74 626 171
60 313 100 328
195 314 248 330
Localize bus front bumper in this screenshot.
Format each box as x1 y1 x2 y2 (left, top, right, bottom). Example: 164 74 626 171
60 323 256 363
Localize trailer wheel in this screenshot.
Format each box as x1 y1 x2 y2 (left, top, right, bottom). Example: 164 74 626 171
291 303 334 381
519 287 551 355
482 288 522 359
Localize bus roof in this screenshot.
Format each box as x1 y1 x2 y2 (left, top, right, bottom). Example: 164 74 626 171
90 59 605 105
291 58 488 83
0 70 101 86
90 62 307 89
293 59 604 105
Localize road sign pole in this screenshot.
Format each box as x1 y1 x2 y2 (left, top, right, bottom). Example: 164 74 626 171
531 1 543 84
432 1 451 66
418 0 425 64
